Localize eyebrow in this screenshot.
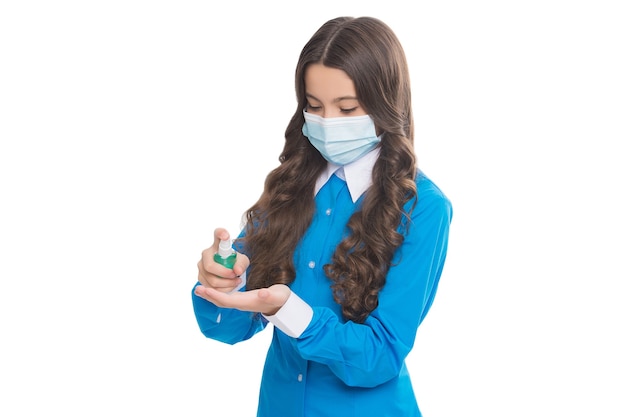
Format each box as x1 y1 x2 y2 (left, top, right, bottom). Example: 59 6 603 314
305 93 359 103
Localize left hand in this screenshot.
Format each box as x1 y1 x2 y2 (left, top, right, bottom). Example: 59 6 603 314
194 283 291 316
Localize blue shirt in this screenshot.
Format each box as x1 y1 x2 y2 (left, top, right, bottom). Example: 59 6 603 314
192 162 452 417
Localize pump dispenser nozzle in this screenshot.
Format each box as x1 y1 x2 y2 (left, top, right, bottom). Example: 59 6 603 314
217 239 235 258
214 239 237 269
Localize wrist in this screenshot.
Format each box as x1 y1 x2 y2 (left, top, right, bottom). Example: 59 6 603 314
262 291 313 338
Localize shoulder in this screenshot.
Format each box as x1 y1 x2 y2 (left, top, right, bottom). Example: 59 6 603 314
411 170 453 221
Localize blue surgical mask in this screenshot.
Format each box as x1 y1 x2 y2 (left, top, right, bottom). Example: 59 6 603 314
302 111 381 165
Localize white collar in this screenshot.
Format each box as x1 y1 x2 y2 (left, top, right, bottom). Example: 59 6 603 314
314 147 380 203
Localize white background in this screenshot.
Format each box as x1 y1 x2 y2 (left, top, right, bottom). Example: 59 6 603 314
1 1 624 416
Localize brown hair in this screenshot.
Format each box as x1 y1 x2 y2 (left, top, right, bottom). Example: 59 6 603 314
241 16 417 323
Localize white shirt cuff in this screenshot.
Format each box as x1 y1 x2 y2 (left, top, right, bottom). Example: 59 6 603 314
263 291 313 338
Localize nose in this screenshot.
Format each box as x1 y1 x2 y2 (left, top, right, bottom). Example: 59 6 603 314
320 110 341 119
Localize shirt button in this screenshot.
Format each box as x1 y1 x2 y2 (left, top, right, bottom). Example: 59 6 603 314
297 374 303 382
308 261 315 269
325 208 332 215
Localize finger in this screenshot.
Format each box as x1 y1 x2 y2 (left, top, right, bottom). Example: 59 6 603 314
199 254 237 279
198 228 231 273
257 284 291 311
195 285 290 315
197 260 210 286
232 252 250 277
195 285 257 308
210 276 242 292
198 239 238 281
212 227 230 252
197 261 240 289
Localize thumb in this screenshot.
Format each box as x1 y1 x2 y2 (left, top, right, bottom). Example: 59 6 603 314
258 284 291 307
212 227 231 252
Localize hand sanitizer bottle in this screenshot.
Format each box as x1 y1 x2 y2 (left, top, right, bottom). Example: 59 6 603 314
213 238 246 292
214 239 237 269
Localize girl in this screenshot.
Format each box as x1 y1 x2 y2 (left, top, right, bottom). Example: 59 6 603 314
192 16 453 417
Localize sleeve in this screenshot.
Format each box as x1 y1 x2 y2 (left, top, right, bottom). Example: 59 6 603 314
263 291 314 337
191 282 268 345
288 184 453 387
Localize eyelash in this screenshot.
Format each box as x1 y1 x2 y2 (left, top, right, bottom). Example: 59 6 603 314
306 105 358 114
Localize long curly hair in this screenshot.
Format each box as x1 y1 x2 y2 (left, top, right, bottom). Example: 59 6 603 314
240 16 417 323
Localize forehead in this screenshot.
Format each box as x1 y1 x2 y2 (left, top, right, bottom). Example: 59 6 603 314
304 63 357 101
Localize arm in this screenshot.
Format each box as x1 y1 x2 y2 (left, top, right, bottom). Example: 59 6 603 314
192 282 268 345
191 228 268 345
267 180 453 387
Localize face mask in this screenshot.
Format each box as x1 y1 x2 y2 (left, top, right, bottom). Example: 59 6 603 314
302 111 381 165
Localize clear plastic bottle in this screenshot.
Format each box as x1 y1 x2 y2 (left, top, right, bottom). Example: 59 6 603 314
214 239 237 269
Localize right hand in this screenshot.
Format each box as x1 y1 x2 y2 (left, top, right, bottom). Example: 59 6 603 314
196 227 250 293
